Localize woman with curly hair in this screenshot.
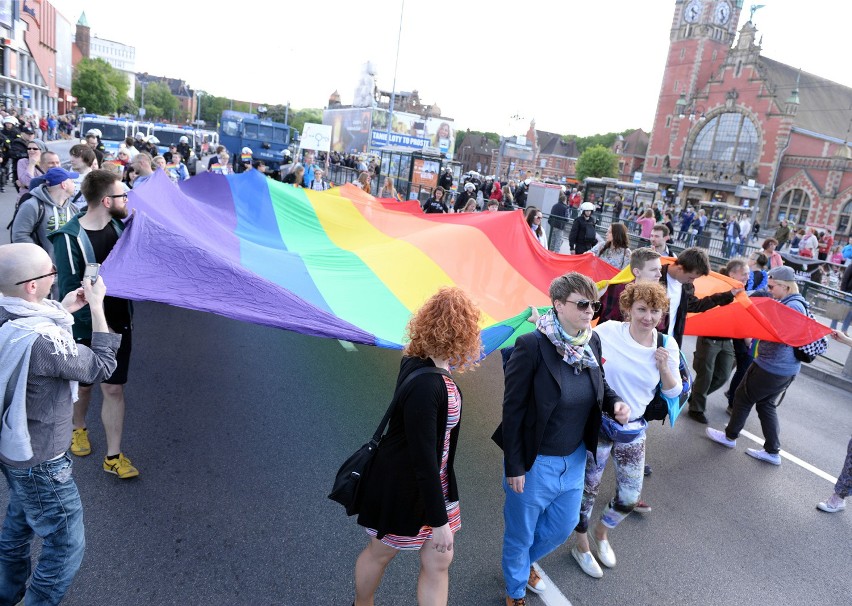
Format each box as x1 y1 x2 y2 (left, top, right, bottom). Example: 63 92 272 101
354 287 482 606
571 281 681 578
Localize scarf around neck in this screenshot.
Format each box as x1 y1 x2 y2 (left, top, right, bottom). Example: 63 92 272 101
536 308 598 373
0 296 78 358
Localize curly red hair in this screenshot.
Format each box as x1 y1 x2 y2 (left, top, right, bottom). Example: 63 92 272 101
404 287 482 372
618 281 669 316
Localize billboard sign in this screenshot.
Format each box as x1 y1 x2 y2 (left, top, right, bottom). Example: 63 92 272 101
370 109 455 159
323 108 373 154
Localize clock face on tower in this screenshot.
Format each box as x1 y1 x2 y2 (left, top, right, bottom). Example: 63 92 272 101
715 0 732 25
684 0 702 23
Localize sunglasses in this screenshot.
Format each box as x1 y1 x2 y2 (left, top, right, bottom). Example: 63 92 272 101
15 265 57 285
564 299 602 312
27 147 41 151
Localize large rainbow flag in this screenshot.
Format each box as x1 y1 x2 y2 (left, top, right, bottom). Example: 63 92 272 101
101 171 830 354
102 171 616 353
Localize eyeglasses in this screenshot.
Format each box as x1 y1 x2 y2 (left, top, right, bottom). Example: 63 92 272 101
535 215 543 219
27 147 40 151
107 193 128 201
564 299 602 312
15 265 57 285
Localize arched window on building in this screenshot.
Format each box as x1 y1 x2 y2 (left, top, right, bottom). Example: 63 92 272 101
690 112 760 165
837 198 852 237
776 188 810 225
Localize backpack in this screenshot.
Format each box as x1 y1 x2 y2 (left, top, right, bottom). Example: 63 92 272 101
789 296 829 363
6 195 44 240
643 332 692 424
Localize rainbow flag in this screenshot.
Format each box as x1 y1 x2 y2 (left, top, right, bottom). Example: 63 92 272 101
102 171 618 353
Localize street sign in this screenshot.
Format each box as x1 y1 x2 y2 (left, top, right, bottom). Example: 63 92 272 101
139 108 146 117
633 171 642 184
21 88 30 99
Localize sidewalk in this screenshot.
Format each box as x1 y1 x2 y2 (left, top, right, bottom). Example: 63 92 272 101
801 311 852 391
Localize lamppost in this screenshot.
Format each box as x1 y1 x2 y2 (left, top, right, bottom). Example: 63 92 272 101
386 0 405 146
195 90 205 126
138 72 149 120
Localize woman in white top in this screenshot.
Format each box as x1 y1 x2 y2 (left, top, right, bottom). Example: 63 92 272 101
525 206 548 248
571 281 681 578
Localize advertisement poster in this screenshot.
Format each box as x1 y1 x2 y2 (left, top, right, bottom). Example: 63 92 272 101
323 108 373 154
411 158 440 189
370 110 455 159
0 0 12 30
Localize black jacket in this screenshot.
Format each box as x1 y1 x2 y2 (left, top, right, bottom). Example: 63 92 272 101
423 197 448 213
357 357 461 538
659 265 735 346
548 202 569 230
569 214 597 253
492 331 621 477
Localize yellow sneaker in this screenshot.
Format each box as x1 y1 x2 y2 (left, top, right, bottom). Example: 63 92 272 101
103 453 139 479
70 428 91 456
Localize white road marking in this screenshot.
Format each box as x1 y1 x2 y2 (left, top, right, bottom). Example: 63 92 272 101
337 340 358 352
533 562 573 606
739 429 838 483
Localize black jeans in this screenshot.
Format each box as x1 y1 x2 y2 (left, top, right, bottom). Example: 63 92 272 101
726 339 752 406
725 364 795 454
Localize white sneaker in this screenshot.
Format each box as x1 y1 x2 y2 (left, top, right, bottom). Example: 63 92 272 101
706 427 736 448
817 494 846 513
589 533 616 568
571 546 603 578
745 448 781 465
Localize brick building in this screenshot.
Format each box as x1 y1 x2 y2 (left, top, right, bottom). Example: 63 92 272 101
613 129 649 182
456 131 497 174
644 0 852 242
489 120 579 181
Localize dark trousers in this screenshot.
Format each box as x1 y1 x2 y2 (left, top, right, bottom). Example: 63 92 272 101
725 364 795 454
690 337 734 412
726 339 752 406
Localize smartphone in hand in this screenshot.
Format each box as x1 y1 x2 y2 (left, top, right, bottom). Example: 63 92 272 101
83 263 100 285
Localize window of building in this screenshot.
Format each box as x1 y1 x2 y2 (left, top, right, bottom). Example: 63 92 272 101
690 112 760 164
666 116 671 128
776 188 810 225
838 198 852 236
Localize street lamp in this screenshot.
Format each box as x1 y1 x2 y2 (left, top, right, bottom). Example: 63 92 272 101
196 90 205 126
138 72 149 120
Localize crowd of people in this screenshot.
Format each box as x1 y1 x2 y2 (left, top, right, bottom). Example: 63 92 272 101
1 135 850 605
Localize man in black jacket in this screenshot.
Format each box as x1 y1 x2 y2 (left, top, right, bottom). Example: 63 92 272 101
569 202 598 254
659 247 741 347
547 194 569 252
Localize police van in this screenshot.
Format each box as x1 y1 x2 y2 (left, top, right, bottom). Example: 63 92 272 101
78 114 134 156
218 110 294 173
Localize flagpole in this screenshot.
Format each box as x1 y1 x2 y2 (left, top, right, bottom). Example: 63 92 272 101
386 0 405 145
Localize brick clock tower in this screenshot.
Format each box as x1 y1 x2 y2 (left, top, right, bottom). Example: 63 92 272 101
645 0 744 180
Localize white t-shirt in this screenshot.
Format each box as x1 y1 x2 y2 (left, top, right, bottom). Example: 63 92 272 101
666 273 683 336
594 322 682 420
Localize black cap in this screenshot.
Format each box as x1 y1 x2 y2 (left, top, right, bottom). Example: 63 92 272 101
20 127 34 135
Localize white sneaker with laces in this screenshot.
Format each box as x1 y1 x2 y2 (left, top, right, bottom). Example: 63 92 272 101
745 448 781 465
706 427 736 448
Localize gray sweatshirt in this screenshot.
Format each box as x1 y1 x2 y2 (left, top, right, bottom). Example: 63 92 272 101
11 184 82 260
0 308 121 468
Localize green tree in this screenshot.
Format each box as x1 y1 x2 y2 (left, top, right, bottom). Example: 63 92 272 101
575 145 618 181
73 68 114 114
72 58 130 115
563 128 639 155
199 95 230 126
288 108 324 135
136 82 179 121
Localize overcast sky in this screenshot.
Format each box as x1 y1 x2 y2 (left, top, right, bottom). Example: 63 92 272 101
59 0 851 137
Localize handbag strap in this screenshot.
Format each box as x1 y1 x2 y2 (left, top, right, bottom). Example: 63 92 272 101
370 366 452 445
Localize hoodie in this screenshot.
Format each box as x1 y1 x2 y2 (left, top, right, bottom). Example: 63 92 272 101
11 183 82 259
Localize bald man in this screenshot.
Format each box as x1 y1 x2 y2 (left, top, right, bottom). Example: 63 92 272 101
0 243 121 605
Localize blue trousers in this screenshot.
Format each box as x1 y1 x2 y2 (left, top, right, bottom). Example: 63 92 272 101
502 446 586 599
0 455 85 606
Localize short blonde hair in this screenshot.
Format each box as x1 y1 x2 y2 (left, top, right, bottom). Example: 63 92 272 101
771 279 799 294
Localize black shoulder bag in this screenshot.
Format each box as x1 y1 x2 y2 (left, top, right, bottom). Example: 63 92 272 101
328 366 451 516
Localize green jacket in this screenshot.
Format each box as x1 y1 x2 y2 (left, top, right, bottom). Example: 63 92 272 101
48 210 131 340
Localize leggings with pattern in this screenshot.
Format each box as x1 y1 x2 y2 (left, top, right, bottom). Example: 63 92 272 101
835 436 852 499
575 431 646 533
